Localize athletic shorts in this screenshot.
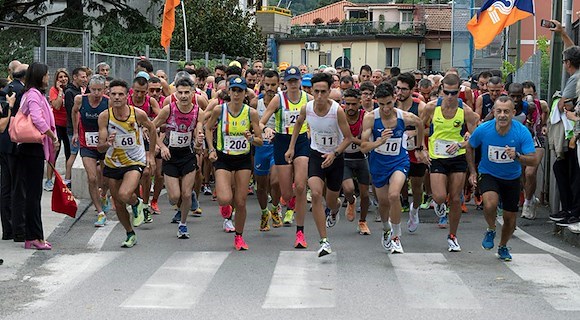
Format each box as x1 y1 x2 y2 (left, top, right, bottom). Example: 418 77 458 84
163 152 197 178
254 141 274 176
213 151 252 172
478 173 520 212
67 134 79 155
144 139 150 152
308 149 344 192
408 162 427 177
273 133 310 165
370 161 409 189
80 147 105 160
343 158 370 185
103 165 144 181
430 154 467 174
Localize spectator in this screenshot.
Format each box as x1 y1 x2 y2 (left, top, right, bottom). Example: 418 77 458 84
155 70 168 81
6 60 21 82
64 67 88 187
371 69 383 86
96 62 110 77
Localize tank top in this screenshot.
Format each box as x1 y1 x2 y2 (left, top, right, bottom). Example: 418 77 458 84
79 95 109 149
128 94 156 120
163 101 199 155
217 103 252 155
428 97 466 159
104 106 146 168
481 94 494 120
345 109 365 160
257 97 275 131
403 98 426 163
369 108 409 174
275 91 309 134
306 100 343 154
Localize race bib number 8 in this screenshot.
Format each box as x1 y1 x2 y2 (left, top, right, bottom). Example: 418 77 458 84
345 142 360 153
488 145 514 163
434 139 457 157
114 133 137 150
224 135 249 153
169 131 192 148
375 138 401 156
85 132 99 147
284 111 300 128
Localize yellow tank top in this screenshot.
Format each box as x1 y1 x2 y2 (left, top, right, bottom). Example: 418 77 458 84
217 103 252 155
428 98 466 159
275 91 309 134
104 106 146 168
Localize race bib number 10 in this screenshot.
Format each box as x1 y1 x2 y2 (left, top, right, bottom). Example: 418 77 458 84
375 138 401 156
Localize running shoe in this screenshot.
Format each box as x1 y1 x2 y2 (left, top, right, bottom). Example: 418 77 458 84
567 221 580 234
434 203 447 218
283 209 294 226
374 211 382 222
549 210 568 222
191 208 203 217
294 230 308 248
131 198 144 227
437 215 448 229
247 184 254 195
212 190 217 201
497 246 512 261
317 238 332 257
94 213 107 227
260 209 271 231
101 195 110 214
497 206 503 217
346 196 356 222
461 200 468 213
234 234 249 251
171 211 181 224
325 207 340 228
447 234 461 252
358 221 371 235
407 205 419 233
191 191 200 214
464 189 472 202
381 229 393 252
43 179 54 192
143 206 153 223
202 184 212 196
481 229 496 250
150 199 160 214
401 200 410 213
177 224 190 239
419 194 432 210
474 194 483 206
271 206 283 228
306 188 312 203
223 219 235 233
521 197 538 220
391 236 404 254
121 233 137 248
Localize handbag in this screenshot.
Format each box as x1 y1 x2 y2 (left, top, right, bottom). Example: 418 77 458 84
50 163 78 218
8 96 45 144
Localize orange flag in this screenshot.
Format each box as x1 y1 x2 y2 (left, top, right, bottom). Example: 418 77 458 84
161 0 181 52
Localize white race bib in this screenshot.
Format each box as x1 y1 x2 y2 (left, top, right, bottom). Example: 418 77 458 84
284 111 300 128
345 142 360 154
314 132 339 149
84 132 99 147
375 137 402 156
169 131 192 148
434 139 457 157
406 135 416 150
488 145 514 163
114 133 137 150
224 135 249 153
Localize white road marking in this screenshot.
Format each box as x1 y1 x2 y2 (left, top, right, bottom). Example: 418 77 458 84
86 221 119 251
262 251 337 309
507 254 580 311
121 251 229 309
389 253 481 309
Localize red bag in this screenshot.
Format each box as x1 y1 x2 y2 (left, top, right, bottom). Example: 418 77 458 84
50 164 77 218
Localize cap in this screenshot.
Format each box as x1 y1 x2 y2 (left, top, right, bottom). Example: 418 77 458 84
318 65 328 70
229 60 242 68
229 76 247 90
278 62 290 72
284 66 301 81
302 73 313 87
135 71 150 81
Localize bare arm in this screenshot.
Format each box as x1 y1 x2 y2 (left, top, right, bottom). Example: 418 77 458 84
474 95 483 119
205 104 222 161
284 105 306 163
335 107 352 155
136 108 157 165
361 112 386 153
97 110 112 153
248 108 263 147
149 97 161 117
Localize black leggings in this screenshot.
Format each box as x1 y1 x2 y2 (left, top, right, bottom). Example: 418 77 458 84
55 125 70 161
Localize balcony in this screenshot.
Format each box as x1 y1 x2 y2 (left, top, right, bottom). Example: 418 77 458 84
283 21 426 39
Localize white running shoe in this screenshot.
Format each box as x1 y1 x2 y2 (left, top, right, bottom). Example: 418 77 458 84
434 203 447 218
223 219 235 233
447 234 461 252
521 197 538 220
407 204 419 233
391 236 404 254
568 222 580 234
381 230 393 252
318 238 332 257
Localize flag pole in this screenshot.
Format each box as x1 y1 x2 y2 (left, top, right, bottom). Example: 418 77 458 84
533 0 537 53
181 1 189 61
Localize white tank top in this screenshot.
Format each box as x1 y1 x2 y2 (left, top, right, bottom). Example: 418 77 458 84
306 100 343 154
257 98 275 131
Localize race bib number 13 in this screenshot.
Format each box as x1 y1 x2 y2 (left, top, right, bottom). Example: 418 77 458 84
85 132 99 147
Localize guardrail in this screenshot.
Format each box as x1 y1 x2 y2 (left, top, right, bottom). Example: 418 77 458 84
258 6 292 17
285 21 426 38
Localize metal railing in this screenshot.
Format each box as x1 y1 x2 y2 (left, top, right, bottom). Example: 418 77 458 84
286 21 426 38
258 6 292 17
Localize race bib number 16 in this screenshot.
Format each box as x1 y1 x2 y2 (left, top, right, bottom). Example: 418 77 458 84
488 145 514 163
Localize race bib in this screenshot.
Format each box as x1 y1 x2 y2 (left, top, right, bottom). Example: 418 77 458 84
488 145 514 164
314 132 338 149
284 111 300 128
114 133 137 150
434 139 457 157
406 135 416 150
375 137 401 156
85 132 99 148
345 141 360 153
169 131 192 148
224 135 249 153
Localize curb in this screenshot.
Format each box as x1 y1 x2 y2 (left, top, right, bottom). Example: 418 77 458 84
47 199 93 240
554 225 580 247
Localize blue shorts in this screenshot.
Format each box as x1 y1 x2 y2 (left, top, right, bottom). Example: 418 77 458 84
254 141 274 176
370 161 410 188
273 132 310 165
68 134 79 155
80 147 105 160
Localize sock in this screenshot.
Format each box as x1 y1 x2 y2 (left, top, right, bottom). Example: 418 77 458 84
296 225 304 233
235 231 243 236
524 198 531 206
97 211 105 216
320 237 327 243
179 222 186 227
261 208 269 215
392 223 402 237
487 227 496 232
127 230 135 236
382 220 391 232
359 219 366 222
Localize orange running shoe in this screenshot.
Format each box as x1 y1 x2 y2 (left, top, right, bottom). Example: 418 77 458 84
150 199 160 214
234 234 249 251
294 230 308 248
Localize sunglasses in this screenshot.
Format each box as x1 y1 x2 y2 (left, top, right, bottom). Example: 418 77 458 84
344 102 359 106
149 88 162 93
395 86 410 92
443 90 459 96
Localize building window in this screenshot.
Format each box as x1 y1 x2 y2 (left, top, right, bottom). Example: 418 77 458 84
301 49 307 65
319 52 328 66
400 11 413 30
386 48 400 67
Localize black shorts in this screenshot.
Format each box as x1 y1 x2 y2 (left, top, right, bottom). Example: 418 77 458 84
213 151 252 172
430 154 467 174
273 133 310 165
478 173 520 212
343 158 370 185
103 165 144 181
163 153 197 178
80 147 105 161
534 135 546 149
308 149 344 192
408 162 427 177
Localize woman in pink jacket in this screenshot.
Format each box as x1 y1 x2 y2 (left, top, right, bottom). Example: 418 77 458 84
14 63 60 250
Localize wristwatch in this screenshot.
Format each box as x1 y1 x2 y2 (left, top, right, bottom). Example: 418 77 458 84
334 151 341 157
515 152 521 160
416 145 424 151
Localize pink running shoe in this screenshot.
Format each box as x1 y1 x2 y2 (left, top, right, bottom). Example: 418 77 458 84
234 234 249 251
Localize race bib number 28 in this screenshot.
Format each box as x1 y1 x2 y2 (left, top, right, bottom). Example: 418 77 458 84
284 111 300 128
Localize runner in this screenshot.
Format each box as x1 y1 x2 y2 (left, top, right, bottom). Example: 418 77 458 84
467 96 538 261
97 79 157 248
361 82 427 254
152 78 204 239
341 88 371 235
359 65 372 83
205 76 263 250
285 72 353 257
251 70 283 231
260 66 313 249
71 75 110 227
147 77 166 214
422 74 478 252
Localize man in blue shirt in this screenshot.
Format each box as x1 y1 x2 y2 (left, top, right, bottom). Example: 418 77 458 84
466 96 539 261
